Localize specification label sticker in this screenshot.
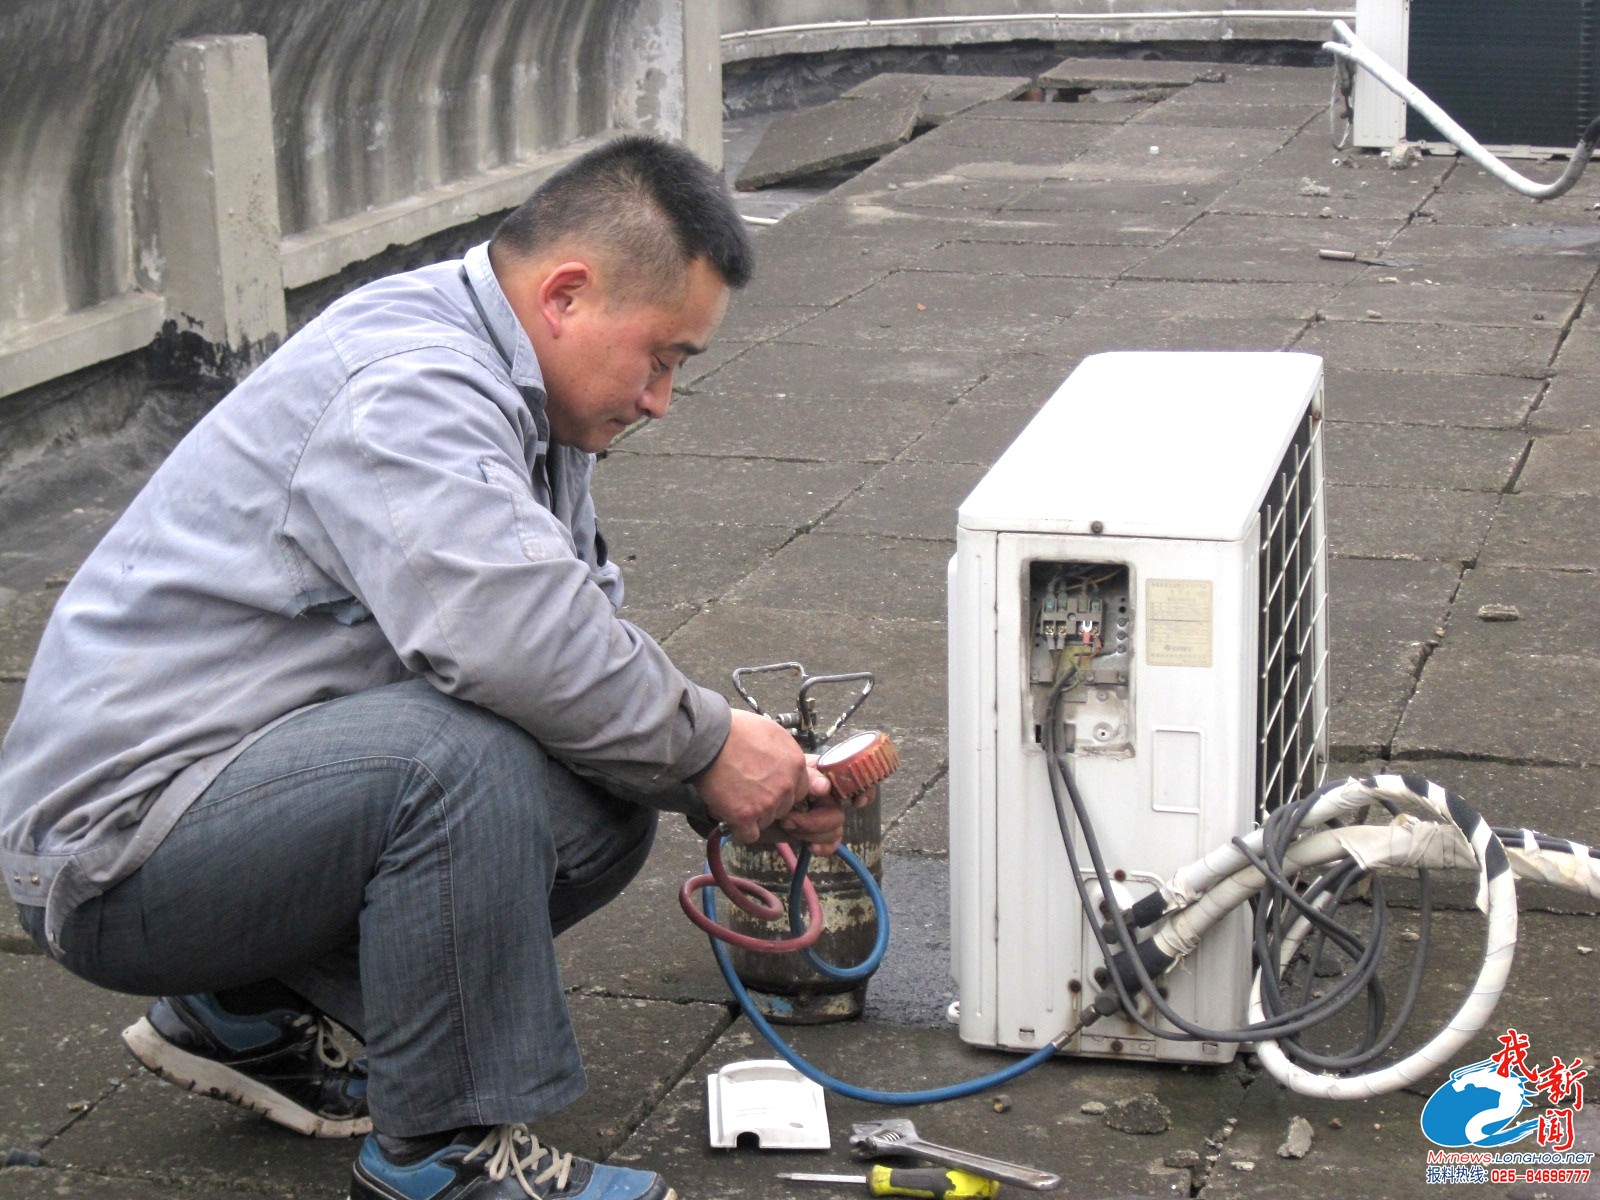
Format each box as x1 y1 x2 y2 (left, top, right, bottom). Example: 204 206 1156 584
1146 579 1213 667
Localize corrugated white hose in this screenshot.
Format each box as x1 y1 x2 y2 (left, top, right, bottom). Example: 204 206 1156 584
1134 775 1600 1098
1159 774 1373 909
1503 830 1600 895
1323 19 1600 199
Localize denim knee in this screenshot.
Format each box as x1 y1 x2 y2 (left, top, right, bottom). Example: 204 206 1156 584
548 797 657 935
604 802 657 886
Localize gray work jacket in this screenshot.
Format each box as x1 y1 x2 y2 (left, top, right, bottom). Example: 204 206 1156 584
0 243 731 950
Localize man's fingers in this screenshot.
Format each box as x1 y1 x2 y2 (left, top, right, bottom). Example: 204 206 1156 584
780 811 841 839
779 797 845 845
770 789 798 825
791 768 821 807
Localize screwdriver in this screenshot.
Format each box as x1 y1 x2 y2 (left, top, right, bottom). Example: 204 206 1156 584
778 1165 1000 1198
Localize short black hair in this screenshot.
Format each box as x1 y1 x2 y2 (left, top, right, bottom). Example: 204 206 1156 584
490 135 753 299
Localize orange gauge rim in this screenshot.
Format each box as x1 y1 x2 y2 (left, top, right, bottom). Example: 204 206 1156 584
816 730 899 800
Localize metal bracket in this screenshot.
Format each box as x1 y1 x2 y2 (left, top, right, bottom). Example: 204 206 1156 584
731 661 874 751
1329 53 1354 150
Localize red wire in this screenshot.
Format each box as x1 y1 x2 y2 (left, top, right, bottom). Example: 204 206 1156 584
678 828 825 953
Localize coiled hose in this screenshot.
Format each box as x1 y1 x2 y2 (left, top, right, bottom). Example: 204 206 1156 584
692 828 1069 1103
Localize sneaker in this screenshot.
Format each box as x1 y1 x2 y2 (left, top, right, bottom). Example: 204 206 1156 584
122 993 370 1138
350 1125 676 1200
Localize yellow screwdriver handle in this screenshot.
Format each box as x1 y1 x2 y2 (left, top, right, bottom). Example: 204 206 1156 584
865 1164 1001 1198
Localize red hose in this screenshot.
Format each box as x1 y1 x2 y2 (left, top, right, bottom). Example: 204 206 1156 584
678 827 825 953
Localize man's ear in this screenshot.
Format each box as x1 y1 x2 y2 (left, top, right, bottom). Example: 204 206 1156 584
536 261 594 338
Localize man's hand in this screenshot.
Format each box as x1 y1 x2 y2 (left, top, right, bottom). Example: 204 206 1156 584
696 710 830 844
762 781 876 856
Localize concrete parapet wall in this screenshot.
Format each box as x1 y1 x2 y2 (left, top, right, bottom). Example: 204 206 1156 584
0 0 718 402
719 1 1351 60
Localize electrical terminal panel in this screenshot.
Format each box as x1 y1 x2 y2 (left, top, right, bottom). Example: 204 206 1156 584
1028 563 1132 756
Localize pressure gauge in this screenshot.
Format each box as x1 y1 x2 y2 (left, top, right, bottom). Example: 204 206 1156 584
816 730 899 799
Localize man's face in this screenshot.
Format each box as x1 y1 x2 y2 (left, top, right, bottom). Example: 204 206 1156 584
537 256 729 453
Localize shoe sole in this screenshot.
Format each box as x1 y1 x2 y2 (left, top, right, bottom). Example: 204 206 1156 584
353 1161 679 1200
123 1017 371 1139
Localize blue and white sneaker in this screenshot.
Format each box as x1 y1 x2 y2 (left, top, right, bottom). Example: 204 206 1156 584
350 1125 676 1200
122 993 370 1138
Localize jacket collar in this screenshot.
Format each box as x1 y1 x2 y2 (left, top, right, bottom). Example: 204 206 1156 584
464 243 547 394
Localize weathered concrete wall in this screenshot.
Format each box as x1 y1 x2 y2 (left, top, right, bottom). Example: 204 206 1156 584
719 1 1351 60
0 0 718 402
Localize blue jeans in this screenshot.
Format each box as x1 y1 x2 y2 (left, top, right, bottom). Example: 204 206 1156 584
23 679 659 1136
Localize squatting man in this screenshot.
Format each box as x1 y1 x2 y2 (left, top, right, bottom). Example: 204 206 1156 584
0 136 867 1200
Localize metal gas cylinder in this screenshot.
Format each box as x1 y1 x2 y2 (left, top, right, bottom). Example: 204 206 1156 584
721 663 889 1024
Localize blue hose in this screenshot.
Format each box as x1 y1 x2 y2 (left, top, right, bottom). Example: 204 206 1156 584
702 844 1059 1104
784 845 890 982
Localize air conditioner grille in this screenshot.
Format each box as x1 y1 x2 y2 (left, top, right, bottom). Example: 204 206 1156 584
1257 409 1329 817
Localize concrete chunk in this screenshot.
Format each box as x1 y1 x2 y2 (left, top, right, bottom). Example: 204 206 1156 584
1105 1092 1174 1134
1317 281 1577 329
736 84 928 190
843 72 1034 125
960 97 1157 124
1297 320 1560 379
1277 1115 1315 1158
1327 557 1461 756
818 461 989 542
150 36 286 354
1040 57 1220 90
0 1167 265 1199
726 533 954 623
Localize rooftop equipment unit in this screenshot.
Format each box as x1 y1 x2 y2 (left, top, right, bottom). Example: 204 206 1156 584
948 352 1329 1064
1352 0 1600 150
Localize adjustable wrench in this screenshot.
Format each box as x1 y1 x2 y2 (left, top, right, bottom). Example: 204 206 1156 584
849 1119 1061 1191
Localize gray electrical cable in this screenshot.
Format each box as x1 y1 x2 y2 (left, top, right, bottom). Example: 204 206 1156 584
1043 683 1391 1045
1322 19 1600 199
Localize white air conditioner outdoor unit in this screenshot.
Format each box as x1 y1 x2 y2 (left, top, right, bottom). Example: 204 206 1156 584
947 351 1330 1066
